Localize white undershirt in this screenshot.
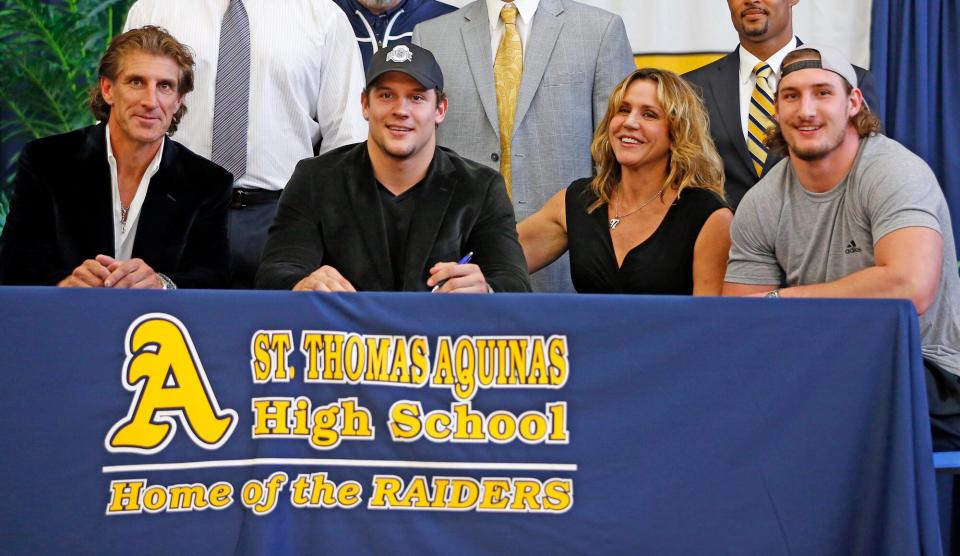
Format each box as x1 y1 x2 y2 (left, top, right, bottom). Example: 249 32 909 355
106 125 163 261
486 0 539 64
737 38 799 142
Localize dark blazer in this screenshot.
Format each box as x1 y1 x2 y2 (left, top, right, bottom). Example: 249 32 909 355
0 124 231 288
684 42 881 210
256 143 532 292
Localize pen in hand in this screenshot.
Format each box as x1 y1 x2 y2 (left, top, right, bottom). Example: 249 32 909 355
431 252 474 292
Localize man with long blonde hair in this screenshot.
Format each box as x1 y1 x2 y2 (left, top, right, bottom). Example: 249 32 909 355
684 0 880 210
724 45 960 448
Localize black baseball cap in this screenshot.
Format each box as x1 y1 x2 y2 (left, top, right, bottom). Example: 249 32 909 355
365 43 444 91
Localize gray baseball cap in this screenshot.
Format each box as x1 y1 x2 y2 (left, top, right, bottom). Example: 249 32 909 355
777 43 858 89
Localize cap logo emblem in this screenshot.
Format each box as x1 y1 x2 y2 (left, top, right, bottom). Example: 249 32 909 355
386 45 413 63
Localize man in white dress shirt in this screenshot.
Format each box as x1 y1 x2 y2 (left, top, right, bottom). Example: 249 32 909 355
124 0 368 287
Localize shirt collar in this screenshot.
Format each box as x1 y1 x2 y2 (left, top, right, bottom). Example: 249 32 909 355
105 124 165 177
738 36 800 84
487 0 539 32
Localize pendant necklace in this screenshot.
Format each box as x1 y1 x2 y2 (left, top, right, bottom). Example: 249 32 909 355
120 204 130 233
609 185 667 230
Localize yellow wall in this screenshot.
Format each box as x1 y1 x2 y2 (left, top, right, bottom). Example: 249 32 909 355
633 53 725 74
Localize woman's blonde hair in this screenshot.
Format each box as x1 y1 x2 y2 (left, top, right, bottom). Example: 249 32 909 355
588 68 724 212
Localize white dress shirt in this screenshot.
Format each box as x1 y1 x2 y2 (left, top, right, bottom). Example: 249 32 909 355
737 37 799 142
105 125 163 262
486 0 540 64
124 0 368 191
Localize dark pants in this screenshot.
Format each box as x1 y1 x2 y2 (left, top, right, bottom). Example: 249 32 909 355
925 359 960 555
228 200 279 289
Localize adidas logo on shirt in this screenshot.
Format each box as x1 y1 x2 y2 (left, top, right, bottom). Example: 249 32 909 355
844 240 863 255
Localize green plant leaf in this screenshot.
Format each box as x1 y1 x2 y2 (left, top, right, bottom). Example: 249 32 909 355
0 0 136 230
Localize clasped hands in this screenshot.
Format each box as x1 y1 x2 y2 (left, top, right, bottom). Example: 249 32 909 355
293 260 490 293
58 254 164 289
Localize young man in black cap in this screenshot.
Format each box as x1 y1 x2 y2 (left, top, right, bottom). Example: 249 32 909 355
256 43 531 293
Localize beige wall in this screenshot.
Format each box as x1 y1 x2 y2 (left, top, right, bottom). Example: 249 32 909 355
441 0 874 68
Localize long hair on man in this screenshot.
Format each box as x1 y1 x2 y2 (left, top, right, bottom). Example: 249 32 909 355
88 25 195 135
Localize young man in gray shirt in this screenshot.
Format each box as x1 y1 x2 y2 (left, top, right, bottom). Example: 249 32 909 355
724 44 960 448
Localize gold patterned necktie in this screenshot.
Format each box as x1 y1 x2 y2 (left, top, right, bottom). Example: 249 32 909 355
493 4 522 198
747 62 775 177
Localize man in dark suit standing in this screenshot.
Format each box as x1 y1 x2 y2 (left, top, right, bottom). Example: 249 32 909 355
256 43 530 293
684 0 880 209
0 26 231 289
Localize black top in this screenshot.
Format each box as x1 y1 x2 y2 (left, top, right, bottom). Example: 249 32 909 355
0 124 231 288
565 178 727 294
377 179 423 290
256 143 531 292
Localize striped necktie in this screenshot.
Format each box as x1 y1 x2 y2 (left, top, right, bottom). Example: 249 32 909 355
493 4 522 198
747 62 775 177
211 0 251 182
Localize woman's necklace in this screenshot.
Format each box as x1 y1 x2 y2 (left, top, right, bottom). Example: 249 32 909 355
120 204 130 233
608 185 667 230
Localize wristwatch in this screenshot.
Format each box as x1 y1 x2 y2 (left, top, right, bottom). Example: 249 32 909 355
157 273 177 290
765 289 780 298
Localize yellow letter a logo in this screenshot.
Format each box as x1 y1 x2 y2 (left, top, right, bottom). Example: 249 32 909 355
106 313 237 454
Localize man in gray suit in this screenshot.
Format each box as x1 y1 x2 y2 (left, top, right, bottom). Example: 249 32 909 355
413 0 635 292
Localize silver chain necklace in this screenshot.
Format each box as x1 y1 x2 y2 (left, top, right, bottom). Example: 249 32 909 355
120 204 130 233
608 185 667 229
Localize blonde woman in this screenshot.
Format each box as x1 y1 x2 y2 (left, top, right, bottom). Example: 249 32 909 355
518 68 732 295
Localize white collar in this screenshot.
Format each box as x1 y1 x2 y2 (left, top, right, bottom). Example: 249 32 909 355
105 124 165 176
486 0 539 31
738 37 800 84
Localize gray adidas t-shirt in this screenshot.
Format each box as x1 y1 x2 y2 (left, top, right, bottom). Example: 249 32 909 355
727 134 960 376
